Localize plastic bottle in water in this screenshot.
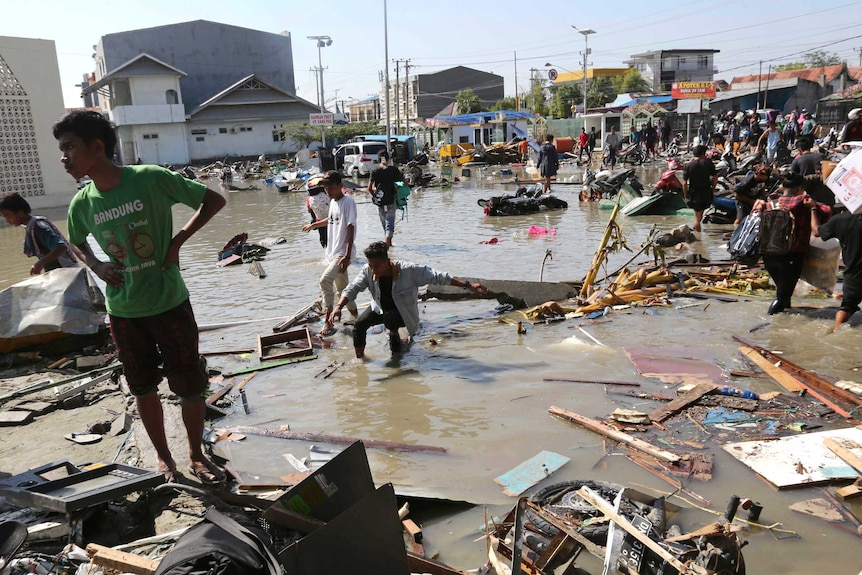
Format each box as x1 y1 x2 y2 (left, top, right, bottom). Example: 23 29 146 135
720 386 758 400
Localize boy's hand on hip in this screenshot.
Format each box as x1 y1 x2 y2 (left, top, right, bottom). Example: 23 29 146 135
94 262 125 287
162 239 181 270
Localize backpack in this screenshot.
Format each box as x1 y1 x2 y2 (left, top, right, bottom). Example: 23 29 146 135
728 212 761 264
394 181 411 220
758 201 795 255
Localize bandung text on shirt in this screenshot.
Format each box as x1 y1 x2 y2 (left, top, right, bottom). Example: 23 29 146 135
94 199 145 225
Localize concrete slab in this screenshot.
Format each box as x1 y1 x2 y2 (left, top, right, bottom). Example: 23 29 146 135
0 411 33 426
422 278 577 309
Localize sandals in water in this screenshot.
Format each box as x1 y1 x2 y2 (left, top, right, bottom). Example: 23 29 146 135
188 462 226 485
318 325 338 337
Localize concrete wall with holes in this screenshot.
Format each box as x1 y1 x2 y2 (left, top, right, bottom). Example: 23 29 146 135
0 36 77 208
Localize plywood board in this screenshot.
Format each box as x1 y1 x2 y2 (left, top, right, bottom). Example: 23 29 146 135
722 427 862 489
494 450 570 496
624 346 727 385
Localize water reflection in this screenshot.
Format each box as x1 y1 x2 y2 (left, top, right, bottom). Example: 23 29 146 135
3 171 862 572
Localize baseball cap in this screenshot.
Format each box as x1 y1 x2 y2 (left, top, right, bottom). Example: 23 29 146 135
319 170 342 184
849 108 861 120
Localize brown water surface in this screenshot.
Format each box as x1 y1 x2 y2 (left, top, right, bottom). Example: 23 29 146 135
2 166 861 572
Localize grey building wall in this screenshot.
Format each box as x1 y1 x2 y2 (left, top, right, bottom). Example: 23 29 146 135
416 66 504 118
99 20 295 112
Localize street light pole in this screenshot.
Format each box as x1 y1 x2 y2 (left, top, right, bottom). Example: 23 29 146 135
307 35 332 148
572 26 595 118
383 0 392 158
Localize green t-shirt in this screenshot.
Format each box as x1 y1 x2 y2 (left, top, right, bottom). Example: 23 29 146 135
67 165 208 318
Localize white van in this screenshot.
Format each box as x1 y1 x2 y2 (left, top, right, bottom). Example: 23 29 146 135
337 141 387 177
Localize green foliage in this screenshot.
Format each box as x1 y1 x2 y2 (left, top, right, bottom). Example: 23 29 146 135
277 122 384 148
492 96 518 111
526 79 548 116
456 89 485 113
613 68 651 94
329 122 384 143
280 123 318 148
587 77 616 109
551 83 583 118
775 50 843 71
774 62 806 72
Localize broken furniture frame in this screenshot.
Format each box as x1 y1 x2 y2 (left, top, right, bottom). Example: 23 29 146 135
257 326 313 361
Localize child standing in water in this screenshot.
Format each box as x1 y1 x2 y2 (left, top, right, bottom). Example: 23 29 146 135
0 192 78 274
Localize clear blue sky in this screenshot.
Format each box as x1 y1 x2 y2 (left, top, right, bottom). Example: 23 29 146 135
5 0 862 109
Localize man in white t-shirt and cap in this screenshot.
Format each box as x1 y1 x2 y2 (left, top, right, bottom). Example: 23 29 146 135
302 170 358 335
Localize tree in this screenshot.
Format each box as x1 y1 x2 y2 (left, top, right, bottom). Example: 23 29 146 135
551 83 583 118
455 89 484 114
526 78 548 116
492 96 517 111
587 77 616 109
619 68 651 93
329 121 383 144
280 123 318 148
775 50 843 71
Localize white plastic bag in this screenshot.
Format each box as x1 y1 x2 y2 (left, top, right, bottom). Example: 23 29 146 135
801 235 841 291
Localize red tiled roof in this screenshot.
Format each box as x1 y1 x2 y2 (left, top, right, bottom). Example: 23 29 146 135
731 64 847 86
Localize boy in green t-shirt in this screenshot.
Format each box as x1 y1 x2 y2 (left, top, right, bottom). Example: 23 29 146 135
54 110 227 484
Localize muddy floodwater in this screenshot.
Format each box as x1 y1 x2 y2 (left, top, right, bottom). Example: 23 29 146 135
1 165 861 573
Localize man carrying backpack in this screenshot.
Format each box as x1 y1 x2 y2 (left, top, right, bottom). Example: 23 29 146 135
682 145 717 233
812 211 862 332
753 174 831 315
368 150 404 248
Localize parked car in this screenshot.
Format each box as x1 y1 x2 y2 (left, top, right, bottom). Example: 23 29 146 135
336 141 387 177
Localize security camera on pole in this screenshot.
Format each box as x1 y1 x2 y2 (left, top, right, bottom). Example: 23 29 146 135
307 35 332 148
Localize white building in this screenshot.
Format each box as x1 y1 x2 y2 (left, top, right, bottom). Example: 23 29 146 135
624 49 719 92
0 36 77 208
86 53 189 165
186 75 321 161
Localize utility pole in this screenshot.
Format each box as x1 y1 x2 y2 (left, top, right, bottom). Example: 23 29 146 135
856 47 862 68
756 60 763 110
529 68 539 112
311 67 320 109
394 59 401 135
514 51 519 111
403 59 412 133
383 0 391 157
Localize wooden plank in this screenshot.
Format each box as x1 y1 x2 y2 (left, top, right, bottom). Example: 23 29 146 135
86 544 159 575
738 348 804 392
225 425 446 454
576 486 690 574
649 383 717 422
543 377 641 386
824 437 862 473
406 552 474 575
524 501 605 560
722 427 862 489
740 347 853 417
836 478 862 500
53 371 114 401
549 406 681 465
735 336 862 406
494 450 570 496
222 354 317 377
402 518 423 543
